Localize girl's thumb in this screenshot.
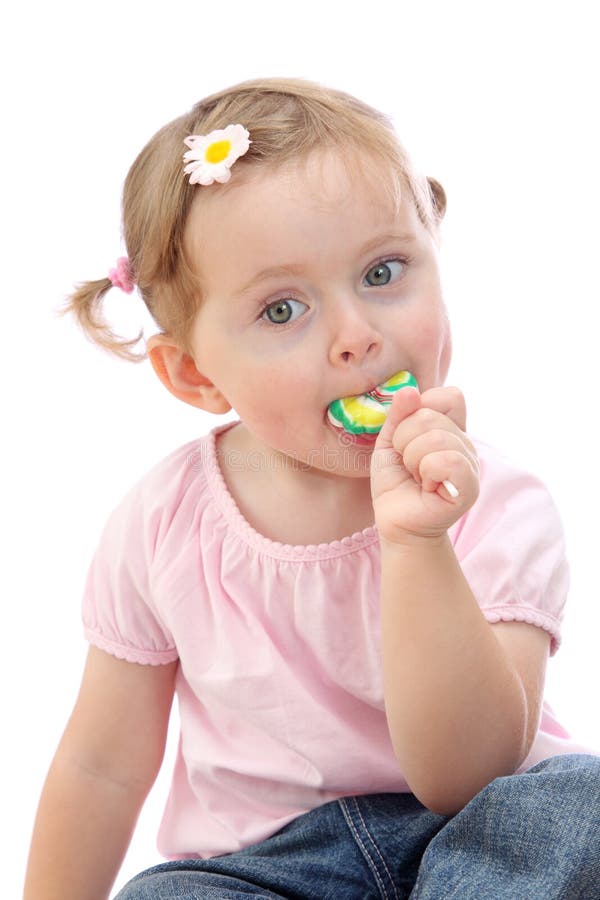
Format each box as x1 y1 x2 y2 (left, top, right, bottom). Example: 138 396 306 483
375 387 421 450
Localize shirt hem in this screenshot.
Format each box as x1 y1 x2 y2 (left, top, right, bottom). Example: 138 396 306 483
84 627 179 666
483 605 562 654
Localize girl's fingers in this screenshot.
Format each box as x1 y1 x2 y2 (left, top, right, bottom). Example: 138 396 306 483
373 385 476 506
375 386 467 456
390 405 474 461
374 387 422 451
419 386 467 431
419 450 480 505
400 429 478 486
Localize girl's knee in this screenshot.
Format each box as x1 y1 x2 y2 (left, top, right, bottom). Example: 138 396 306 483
114 866 184 900
471 752 600 824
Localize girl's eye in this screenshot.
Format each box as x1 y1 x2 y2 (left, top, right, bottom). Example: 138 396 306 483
364 259 405 287
261 298 307 326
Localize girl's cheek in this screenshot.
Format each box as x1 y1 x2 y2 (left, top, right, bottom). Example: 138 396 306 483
439 328 453 379
405 311 444 350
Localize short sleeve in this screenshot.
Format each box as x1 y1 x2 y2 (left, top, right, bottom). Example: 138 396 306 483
451 441 569 655
82 483 179 666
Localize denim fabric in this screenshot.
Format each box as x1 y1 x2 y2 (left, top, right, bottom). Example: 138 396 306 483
115 754 600 899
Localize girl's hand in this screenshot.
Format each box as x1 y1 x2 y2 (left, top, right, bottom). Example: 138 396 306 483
370 386 479 545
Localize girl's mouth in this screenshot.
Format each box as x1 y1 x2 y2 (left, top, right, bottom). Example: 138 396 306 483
328 419 379 447
326 370 417 447
344 432 379 447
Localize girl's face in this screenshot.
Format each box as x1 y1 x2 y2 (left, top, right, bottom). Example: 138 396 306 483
184 149 452 476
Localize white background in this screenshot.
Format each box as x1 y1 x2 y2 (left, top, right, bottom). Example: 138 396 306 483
4 1 598 896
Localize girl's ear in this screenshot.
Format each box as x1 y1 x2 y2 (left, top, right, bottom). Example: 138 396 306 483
427 177 447 222
146 333 231 414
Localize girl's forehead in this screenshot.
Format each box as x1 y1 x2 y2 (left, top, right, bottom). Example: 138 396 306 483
189 147 406 229
294 149 404 213
183 148 425 296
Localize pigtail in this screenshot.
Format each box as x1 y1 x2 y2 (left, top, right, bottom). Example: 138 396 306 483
58 276 146 363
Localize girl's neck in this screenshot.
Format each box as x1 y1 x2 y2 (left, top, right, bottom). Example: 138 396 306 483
216 423 376 545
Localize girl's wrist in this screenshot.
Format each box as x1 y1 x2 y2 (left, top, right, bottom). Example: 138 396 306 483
379 529 450 556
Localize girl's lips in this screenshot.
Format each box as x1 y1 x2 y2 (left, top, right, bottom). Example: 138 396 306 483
346 432 379 446
328 420 379 447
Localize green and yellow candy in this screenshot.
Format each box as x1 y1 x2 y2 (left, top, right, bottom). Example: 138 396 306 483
327 370 418 435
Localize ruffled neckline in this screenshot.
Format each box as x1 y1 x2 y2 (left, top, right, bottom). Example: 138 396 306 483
204 421 380 561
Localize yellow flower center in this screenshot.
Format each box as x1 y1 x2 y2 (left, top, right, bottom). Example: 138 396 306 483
205 140 231 164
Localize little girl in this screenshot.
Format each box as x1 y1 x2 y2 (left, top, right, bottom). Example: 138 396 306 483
25 78 599 900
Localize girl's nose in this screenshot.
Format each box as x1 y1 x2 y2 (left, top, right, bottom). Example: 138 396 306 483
328 303 383 366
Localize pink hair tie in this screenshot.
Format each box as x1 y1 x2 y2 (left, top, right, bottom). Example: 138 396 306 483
108 256 135 293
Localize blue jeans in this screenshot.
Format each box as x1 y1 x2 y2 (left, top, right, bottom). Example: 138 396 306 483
115 754 600 899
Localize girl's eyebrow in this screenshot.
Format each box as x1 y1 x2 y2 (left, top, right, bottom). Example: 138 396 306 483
359 232 417 255
238 263 305 296
237 232 417 296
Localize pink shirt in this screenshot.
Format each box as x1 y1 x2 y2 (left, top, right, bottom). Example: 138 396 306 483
82 421 586 860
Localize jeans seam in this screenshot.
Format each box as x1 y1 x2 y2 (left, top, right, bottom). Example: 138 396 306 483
352 798 399 900
338 797 397 900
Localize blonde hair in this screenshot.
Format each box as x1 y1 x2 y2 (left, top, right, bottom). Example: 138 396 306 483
61 77 446 362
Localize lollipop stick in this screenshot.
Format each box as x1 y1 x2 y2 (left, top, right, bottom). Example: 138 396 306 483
442 479 459 499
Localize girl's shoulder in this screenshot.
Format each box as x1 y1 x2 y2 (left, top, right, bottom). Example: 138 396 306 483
452 435 568 655
469 436 561 512
123 420 232 509
456 434 565 537
98 423 232 560
81 423 232 664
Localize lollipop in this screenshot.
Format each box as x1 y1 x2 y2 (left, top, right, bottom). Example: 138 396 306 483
328 370 418 435
328 370 459 497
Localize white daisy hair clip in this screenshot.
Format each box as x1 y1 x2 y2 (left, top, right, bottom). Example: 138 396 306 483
183 123 251 185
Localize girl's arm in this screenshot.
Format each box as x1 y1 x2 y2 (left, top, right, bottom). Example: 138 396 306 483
23 646 177 900
371 386 551 815
379 534 550 815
